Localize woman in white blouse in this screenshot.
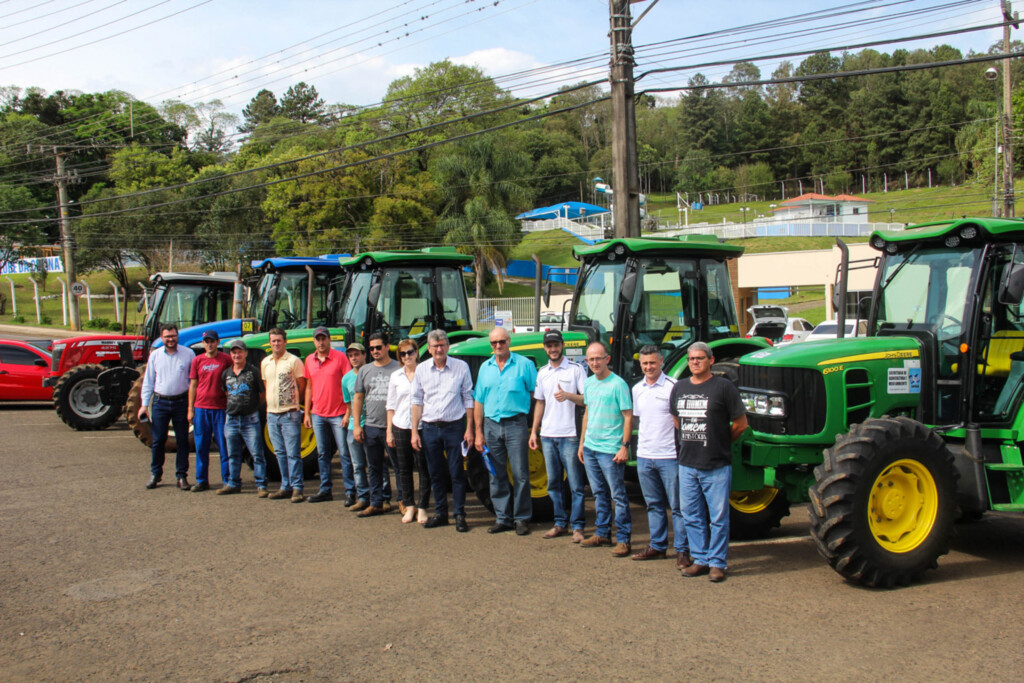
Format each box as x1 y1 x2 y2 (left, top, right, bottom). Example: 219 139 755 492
386 338 430 524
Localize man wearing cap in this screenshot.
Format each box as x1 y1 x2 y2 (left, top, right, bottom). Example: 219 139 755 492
352 332 401 517
262 327 307 502
342 342 369 508
474 326 537 535
187 330 233 492
529 330 587 542
219 338 267 495
303 326 353 503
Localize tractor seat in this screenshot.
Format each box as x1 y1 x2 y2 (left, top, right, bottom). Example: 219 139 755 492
960 330 1024 377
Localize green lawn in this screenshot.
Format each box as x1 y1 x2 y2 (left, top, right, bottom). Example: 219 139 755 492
0 266 153 331
508 231 581 268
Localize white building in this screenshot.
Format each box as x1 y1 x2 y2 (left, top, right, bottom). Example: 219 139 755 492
772 193 874 224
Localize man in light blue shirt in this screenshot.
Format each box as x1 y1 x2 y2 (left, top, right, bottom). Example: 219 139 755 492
474 326 537 536
139 324 196 490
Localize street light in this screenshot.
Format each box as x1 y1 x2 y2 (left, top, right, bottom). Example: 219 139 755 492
986 66 1000 217
740 207 751 225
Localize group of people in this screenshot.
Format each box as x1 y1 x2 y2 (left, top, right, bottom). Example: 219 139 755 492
139 322 746 582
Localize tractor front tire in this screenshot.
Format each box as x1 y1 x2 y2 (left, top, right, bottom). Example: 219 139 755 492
729 487 791 539
53 364 122 431
809 416 958 588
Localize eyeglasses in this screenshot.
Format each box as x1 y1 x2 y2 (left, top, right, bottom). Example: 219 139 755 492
688 356 709 362
399 349 416 357
369 345 384 351
490 339 509 347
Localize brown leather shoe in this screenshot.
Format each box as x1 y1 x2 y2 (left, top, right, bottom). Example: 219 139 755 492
580 535 612 548
357 505 383 518
611 542 632 557
350 499 369 511
708 567 726 583
681 563 710 578
398 502 407 515
381 502 393 513
676 551 694 569
257 488 269 498
571 529 585 544
267 489 291 500
542 526 568 539
631 546 666 561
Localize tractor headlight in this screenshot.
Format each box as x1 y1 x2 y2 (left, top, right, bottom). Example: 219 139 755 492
740 390 787 417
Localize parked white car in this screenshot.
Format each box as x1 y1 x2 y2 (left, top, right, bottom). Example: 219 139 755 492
804 319 868 342
745 305 814 345
512 311 567 334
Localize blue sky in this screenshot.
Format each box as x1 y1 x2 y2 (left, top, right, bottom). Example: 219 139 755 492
0 0 1007 112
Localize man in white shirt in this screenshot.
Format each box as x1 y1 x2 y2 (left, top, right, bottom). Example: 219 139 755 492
529 331 587 542
630 344 691 568
139 324 196 490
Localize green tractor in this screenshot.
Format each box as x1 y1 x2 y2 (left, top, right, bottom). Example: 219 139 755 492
736 217 1024 587
241 247 486 476
449 235 769 517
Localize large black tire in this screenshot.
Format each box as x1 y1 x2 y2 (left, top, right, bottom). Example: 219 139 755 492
808 416 958 588
53 364 122 431
124 370 194 453
729 487 791 539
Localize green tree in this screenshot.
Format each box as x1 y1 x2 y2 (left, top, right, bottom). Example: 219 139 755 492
240 89 280 133
280 82 328 125
431 134 533 298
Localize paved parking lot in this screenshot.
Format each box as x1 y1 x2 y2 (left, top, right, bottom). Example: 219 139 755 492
3 402 1024 681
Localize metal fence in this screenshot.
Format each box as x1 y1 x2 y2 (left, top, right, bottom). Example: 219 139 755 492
472 296 538 330
658 221 903 239
520 217 605 243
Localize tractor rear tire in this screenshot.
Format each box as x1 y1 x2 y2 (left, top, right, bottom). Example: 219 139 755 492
729 487 791 539
808 416 958 588
53 364 122 431
124 370 194 453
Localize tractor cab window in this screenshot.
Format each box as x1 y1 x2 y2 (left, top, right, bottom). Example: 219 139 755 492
338 270 373 340
375 267 434 342
973 246 1024 422
438 267 472 332
269 271 331 329
703 259 740 341
572 260 625 348
621 259 700 381
151 283 233 331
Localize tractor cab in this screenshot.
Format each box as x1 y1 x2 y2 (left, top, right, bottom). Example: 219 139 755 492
569 236 748 386
334 247 476 350
247 255 349 332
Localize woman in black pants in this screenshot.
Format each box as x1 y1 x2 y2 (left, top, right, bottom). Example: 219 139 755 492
386 338 431 524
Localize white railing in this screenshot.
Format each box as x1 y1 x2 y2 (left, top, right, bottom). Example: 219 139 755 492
657 221 903 239
520 217 604 242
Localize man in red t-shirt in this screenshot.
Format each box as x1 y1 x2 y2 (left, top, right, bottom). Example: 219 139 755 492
187 330 233 492
303 326 353 502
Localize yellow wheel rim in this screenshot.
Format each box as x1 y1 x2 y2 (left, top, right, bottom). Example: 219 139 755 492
730 487 779 514
867 458 938 553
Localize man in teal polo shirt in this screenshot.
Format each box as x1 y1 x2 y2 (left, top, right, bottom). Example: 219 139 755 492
577 340 633 557
474 325 537 536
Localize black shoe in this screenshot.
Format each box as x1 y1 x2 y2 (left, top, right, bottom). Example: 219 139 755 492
488 522 515 534
343 494 356 507
177 478 190 491
515 521 530 536
190 482 209 492
423 514 449 528
145 475 161 489
307 491 333 503
455 515 469 533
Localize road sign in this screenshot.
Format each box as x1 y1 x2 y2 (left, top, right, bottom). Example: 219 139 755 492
70 281 86 297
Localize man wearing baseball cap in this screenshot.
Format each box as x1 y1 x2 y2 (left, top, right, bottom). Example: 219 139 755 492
303 326 352 502
342 342 369 508
187 330 232 492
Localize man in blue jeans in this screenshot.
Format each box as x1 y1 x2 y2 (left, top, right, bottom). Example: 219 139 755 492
261 328 307 502
529 330 587 542
474 325 537 536
669 341 747 583
139 324 195 490
577 341 633 558
342 342 369 509
303 327 352 503
219 339 267 495
630 345 691 569
187 330 231 492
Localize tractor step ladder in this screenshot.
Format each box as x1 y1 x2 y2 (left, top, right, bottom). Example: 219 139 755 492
986 443 1024 511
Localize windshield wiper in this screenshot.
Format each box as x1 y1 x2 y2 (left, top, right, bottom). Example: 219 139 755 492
881 243 921 290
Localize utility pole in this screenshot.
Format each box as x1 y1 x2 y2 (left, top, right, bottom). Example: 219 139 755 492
53 150 81 331
1003 1 1018 218
609 0 642 238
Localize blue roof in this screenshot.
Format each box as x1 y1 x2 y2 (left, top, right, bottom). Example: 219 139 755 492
516 201 609 221
251 255 349 270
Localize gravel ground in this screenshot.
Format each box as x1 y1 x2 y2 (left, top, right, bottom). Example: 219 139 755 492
3 403 1024 682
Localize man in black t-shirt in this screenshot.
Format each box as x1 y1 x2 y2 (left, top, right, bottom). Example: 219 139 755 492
669 342 747 583
219 339 267 495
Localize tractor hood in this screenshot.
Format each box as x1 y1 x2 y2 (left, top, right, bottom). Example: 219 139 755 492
739 334 921 370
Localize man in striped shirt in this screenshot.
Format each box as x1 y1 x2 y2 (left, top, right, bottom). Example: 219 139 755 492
410 329 475 532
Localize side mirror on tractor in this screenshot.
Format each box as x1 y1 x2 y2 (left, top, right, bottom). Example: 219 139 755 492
998 264 1024 305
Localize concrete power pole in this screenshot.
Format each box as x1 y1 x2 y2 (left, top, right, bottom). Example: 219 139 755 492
53 150 81 331
1003 0 1018 218
609 0 642 238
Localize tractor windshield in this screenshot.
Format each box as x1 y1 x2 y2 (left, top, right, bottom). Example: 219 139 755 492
877 247 981 342
149 283 234 333
572 260 625 347
338 270 372 339
250 270 332 330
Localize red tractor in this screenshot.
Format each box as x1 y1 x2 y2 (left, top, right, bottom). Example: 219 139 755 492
46 272 239 430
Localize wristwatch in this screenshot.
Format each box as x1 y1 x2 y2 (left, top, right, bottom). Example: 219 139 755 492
621 441 630 448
